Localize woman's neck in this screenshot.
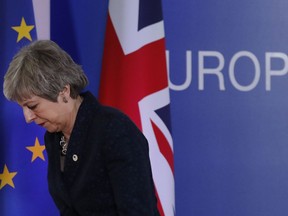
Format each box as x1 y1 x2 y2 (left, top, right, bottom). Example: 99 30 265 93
62 95 83 140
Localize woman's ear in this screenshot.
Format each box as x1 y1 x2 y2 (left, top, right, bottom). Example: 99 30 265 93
59 85 71 103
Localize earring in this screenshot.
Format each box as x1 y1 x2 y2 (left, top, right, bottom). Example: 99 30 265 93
63 97 68 103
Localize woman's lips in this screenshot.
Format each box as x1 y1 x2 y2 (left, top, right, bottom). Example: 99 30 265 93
38 122 46 127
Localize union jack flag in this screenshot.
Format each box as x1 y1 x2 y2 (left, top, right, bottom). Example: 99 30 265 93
99 0 175 215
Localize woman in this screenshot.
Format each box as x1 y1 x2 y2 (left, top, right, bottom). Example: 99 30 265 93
3 40 160 216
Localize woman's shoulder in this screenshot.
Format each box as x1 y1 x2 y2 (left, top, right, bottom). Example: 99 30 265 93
81 91 141 134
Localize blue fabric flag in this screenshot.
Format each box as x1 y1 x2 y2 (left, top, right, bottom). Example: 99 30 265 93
50 0 108 96
1 1 108 215
0 1 57 215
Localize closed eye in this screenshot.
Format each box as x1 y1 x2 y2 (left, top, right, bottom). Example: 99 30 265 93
27 104 38 110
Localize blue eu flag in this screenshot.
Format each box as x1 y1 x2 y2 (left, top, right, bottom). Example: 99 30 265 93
1 0 107 215
0 1 58 215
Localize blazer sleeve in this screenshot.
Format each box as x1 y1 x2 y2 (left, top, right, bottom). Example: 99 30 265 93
103 113 160 216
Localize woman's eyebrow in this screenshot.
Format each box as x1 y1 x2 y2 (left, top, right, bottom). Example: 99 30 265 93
21 99 35 107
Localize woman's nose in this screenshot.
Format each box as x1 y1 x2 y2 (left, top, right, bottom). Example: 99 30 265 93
23 107 36 123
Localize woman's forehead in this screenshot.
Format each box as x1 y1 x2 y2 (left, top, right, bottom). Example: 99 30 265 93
18 95 39 106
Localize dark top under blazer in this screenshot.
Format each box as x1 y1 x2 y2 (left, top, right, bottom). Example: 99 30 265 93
44 91 160 216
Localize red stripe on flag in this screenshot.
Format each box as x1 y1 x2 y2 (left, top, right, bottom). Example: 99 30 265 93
152 121 174 173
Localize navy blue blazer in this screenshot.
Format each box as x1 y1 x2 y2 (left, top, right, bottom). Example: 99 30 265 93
44 91 160 216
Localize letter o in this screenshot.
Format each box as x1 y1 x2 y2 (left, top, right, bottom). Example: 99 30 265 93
229 51 260 91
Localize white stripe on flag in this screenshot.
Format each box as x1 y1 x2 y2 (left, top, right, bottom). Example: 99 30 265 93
32 0 50 40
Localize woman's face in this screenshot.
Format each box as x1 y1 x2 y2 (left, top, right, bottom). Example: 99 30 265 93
19 94 69 133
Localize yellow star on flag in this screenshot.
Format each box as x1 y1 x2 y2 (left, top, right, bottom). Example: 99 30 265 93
0 164 17 190
11 17 35 42
26 137 46 162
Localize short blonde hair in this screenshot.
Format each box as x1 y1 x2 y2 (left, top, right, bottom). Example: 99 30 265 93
3 40 88 102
